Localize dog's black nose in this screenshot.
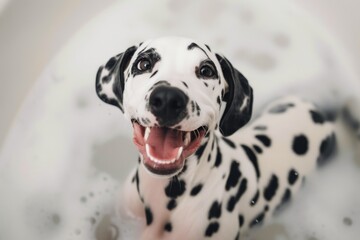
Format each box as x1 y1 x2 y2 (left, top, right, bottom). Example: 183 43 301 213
149 86 189 126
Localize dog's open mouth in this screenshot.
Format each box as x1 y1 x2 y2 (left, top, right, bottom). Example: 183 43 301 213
132 121 207 176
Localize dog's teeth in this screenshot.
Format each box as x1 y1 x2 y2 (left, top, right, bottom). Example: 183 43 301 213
144 127 151 141
146 144 151 157
146 144 176 165
151 157 175 165
177 147 183 160
184 132 191 146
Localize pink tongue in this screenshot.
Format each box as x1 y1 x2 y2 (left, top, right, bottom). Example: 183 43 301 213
147 128 184 160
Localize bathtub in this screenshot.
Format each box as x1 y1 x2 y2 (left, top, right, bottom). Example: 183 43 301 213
0 0 359 239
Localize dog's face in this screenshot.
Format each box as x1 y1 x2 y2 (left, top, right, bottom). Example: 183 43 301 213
96 37 253 177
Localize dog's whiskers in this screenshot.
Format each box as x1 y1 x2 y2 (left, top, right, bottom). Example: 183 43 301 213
201 126 210 137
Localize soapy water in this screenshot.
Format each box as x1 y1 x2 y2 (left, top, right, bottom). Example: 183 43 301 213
0 0 359 239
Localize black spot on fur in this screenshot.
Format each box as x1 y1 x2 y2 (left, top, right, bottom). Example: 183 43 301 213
188 43 209 58
282 189 291 203
167 199 177 210
263 175 279 201
253 145 262 154
217 96 221 106
241 145 260 180
208 201 222 220
105 97 124 111
234 232 240 240
250 190 260 206
238 214 244 227
164 222 172 232
292 134 309 155
227 178 248 212
145 207 153 225
274 188 292 214
205 222 219 237
225 161 242 191
310 110 325 124
222 137 236 148
165 179 186 198
318 133 337 166
150 70 158 78
95 76 103 92
214 147 222 167
195 141 208 159
195 102 201 116
105 57 116 70
102 75 110 83
190 184 203 196
255 135 271 147
131 172 136 183
249 212 266 228
205 131 210 138
134 169 140 195
188 42 199 50
191 101 195 113
182 81 189 88
269 103 294 113
288 169 299 185
221 89 225 98
95 81 104 95
211 138 216 150
205 44 211 52
204 82 209 87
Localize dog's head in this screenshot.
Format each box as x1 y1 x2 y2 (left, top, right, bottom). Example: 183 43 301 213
96 37 253 177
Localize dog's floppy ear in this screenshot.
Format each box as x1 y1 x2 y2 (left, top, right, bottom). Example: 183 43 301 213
95 46 137 112
216 54 253 136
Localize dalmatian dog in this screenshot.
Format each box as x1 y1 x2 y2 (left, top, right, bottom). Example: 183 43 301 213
96 37 338 239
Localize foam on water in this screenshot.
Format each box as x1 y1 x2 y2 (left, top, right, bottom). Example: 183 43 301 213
0 0 359 239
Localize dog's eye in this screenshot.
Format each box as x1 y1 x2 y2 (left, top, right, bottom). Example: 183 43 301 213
137 59 152 71
200 65 215 78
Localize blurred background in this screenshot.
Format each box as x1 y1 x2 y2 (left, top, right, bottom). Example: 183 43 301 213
0 0 360 147
0 1 359 239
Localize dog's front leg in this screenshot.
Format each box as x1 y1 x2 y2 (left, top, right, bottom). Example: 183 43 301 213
121 168 168 240
119 168 145 221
